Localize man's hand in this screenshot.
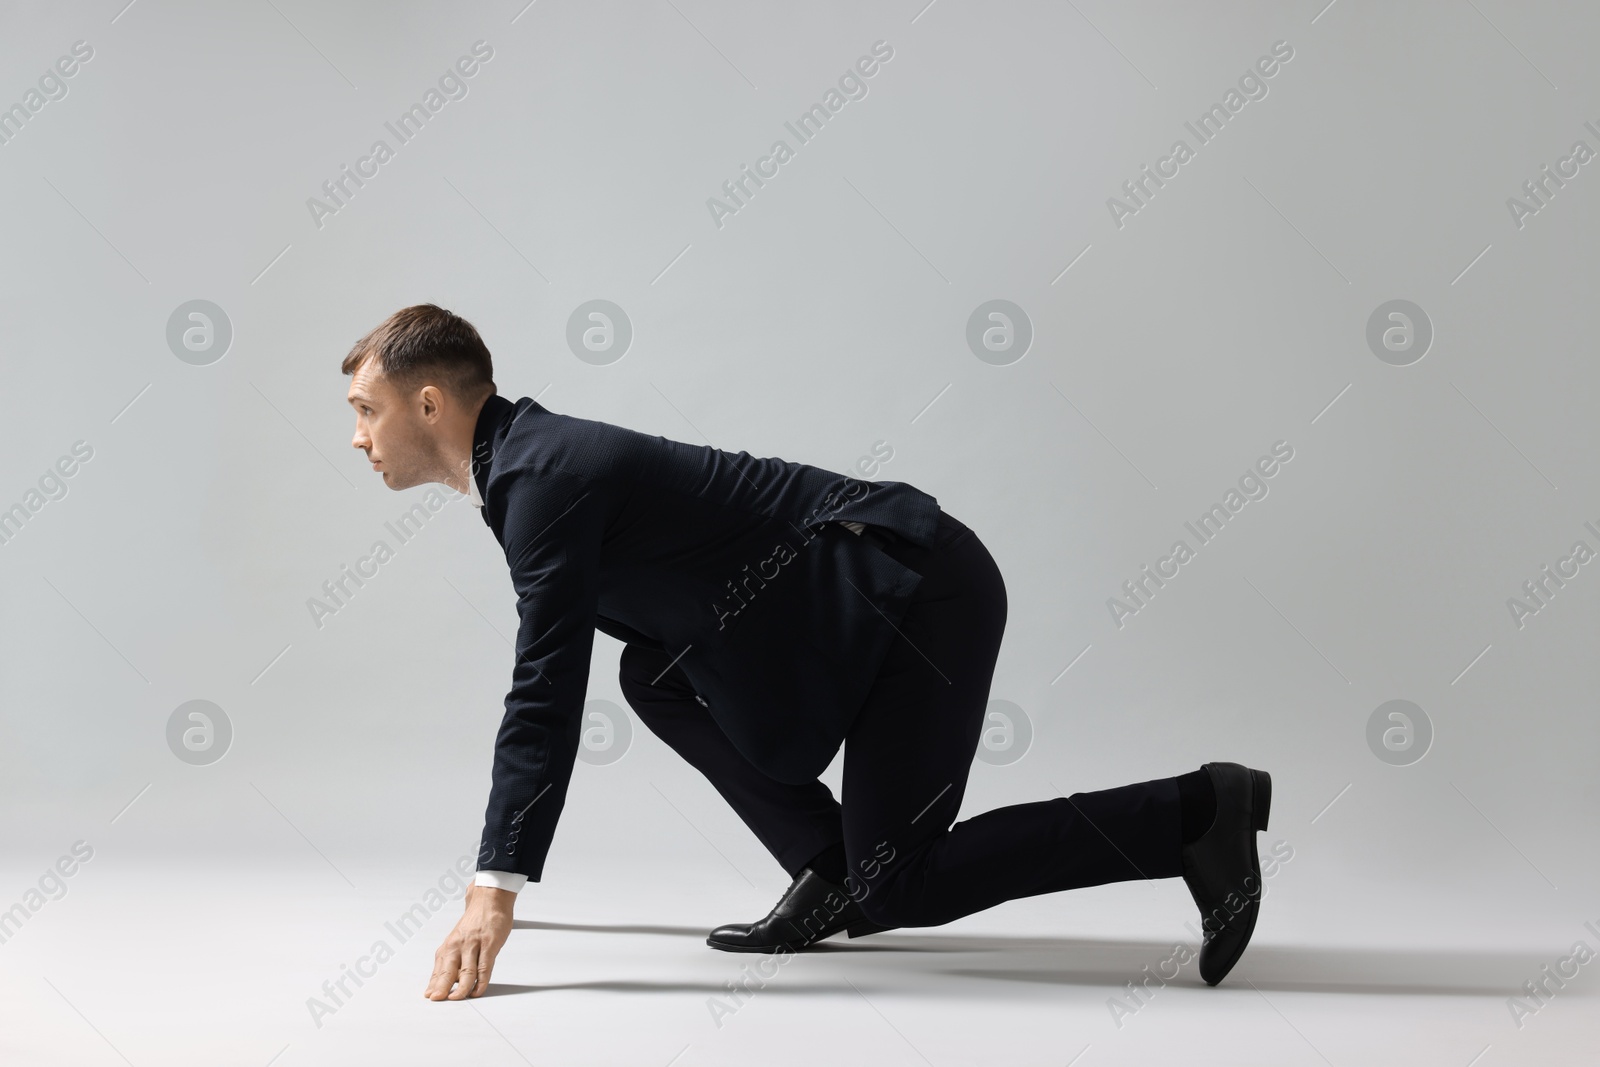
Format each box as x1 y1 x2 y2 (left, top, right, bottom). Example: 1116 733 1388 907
425 882 515 1000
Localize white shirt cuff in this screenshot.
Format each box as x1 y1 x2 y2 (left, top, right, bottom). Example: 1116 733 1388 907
474 869 528 893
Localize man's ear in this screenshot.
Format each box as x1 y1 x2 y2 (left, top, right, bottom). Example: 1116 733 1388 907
419 384 445 423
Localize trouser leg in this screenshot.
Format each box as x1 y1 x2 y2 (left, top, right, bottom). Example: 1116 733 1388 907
618 642 844 878
839 512 1186 928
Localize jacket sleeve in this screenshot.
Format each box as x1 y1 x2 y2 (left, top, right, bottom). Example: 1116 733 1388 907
476 465 605 882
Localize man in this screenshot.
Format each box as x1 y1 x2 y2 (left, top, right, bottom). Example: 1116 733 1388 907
340 304 1274 1003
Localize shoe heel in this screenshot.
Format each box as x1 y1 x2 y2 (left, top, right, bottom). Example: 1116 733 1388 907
1250 769 1272 832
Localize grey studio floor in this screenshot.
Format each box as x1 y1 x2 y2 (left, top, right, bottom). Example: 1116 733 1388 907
3 813 1595 1066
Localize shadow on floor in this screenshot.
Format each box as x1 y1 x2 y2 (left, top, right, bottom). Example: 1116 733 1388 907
517 919 708 938
508 920 1560 997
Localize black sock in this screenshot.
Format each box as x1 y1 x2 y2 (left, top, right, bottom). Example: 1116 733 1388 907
1175 768 1216 844
802 840 848 885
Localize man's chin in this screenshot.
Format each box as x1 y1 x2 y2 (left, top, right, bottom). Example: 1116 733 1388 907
381 471 429 491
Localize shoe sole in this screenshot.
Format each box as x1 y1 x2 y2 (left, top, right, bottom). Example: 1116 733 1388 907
706 936 791 953
1204 767 1272 986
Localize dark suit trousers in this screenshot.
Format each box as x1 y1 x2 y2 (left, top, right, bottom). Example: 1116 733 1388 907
618 509 1186 929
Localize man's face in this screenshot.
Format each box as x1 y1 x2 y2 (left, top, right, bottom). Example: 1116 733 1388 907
348 360 437 490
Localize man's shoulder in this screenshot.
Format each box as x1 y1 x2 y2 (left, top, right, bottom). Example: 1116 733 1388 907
492 400 657 479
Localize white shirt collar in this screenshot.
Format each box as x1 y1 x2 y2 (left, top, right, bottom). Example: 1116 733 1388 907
467 466 484 509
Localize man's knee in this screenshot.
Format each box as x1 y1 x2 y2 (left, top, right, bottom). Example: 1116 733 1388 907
855 890 913 928
848 867 916 927
845 838 930 928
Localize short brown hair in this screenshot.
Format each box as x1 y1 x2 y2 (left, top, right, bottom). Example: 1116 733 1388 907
342 304 496 405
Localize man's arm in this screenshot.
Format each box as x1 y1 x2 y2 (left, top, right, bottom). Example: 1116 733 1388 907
425 466 604 1000
475 467 605 879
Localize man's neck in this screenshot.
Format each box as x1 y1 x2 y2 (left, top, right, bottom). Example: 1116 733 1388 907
441 393 492 496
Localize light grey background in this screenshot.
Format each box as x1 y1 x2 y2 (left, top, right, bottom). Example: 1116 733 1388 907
2 1 1598 1063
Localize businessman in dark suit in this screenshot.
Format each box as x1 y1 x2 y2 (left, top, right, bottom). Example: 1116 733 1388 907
341 305 1273 1003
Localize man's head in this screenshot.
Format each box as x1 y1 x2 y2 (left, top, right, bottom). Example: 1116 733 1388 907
344 304 496 491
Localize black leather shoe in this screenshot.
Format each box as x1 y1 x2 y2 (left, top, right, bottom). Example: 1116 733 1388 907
1180 761 1272 986
706 867 893 952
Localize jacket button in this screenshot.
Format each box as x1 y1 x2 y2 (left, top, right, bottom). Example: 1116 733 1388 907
695 695 708 707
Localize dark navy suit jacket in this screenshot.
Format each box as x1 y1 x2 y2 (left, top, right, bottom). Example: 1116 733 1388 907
469 394 942 881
